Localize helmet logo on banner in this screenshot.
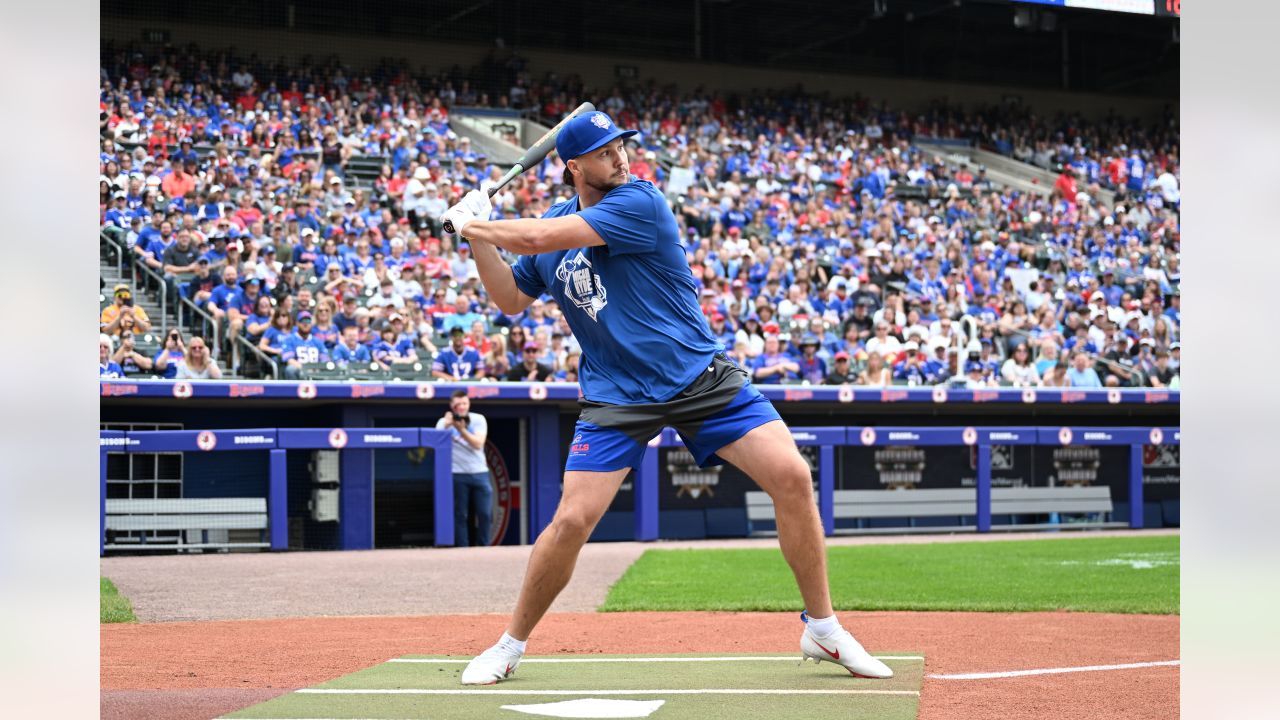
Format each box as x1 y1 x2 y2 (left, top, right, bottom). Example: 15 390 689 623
328 428 348 449
1022 388 1037 404
196 431 217 451
297 382 317 399
172 381 193 399
837 385 854 403
1149 428 1164 445
1107 388 1122 404
962 427 978 446
1058 427 1073 446
529 384 547 401
415 383 435 400
860 427 877 446
932 386 947 403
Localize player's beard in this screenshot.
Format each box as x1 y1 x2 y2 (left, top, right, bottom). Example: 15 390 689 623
581 165 629 194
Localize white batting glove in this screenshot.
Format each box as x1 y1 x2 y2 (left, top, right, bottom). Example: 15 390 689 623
441 203 478 237
461 188 493 218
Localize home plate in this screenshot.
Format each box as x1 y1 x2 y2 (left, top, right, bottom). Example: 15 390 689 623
500 698 666 718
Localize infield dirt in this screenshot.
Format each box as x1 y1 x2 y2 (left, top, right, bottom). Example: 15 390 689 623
101 530 1179 719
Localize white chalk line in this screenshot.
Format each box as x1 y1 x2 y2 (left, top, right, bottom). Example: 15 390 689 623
296 688 919 696
390 655 923 664
930 659 1180 680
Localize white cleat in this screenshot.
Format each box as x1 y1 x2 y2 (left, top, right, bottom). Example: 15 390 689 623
460 642 524 685
800 615 893 679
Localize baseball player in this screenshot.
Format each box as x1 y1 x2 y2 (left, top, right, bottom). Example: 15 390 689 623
441 111 892 684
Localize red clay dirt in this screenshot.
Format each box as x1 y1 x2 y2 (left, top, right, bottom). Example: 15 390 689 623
102 610 1178 720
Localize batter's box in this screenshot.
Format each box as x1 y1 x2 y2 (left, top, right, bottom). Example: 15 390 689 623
223 652 925 720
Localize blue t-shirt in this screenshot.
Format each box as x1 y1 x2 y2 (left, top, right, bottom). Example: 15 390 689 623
150 349 183 379
372 338 418 363
432 346 483 378
281 333 329 364
1066 366 1103 388
332 342 372 366
510 179 718 404
208 283 240 311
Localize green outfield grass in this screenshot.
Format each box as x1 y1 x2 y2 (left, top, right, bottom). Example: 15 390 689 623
602 535 1178 615
100 577 137 623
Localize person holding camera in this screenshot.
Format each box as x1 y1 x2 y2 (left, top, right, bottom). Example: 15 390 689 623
111 331 154 376
100 284 152 336
152 329 187 380
435 390 492 547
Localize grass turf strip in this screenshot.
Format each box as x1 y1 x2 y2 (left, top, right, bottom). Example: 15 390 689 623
100 577 137 623
223 653 924 720
601 535 1178 614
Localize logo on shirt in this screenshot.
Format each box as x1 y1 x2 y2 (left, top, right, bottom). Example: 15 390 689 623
555 251 608 322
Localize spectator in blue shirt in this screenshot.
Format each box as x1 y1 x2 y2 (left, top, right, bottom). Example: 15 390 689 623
99 336 124 378
795 335 827 384
332 326 373 367
750 335 799 384
432 327 484 380
892 342 930 385
1065 351 1103 387
280 311 330 379
442 295 484 334
258 308 293 367
373 325 420 368
150 329 188 380
708 312 736 349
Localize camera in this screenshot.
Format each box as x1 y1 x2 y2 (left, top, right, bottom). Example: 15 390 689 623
453 413 470 425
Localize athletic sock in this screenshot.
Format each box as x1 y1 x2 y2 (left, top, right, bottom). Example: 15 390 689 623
498 632 527 654
804 613 839 639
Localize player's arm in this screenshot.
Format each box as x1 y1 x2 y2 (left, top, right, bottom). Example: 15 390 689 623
467 237 536 316
464 214 604 256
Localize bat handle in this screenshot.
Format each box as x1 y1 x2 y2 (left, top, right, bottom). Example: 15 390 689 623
443 164 523 234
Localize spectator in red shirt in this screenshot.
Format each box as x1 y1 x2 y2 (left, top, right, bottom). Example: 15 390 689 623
420 240 451 279
1054 167 1078 202
232 192 263 230
161 158 195 199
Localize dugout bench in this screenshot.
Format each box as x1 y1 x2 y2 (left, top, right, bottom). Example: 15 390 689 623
634 425 1177 540
745 485 1118 536
100 428 453 555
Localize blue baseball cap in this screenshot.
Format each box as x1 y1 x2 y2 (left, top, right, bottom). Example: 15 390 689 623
555 111 637 161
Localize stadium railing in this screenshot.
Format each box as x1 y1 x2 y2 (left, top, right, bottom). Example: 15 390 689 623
100 229 169 340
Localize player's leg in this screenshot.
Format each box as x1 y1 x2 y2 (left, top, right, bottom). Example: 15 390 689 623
507 468 628 639
714 420 892 678
460 467 627 685
714 420 831 617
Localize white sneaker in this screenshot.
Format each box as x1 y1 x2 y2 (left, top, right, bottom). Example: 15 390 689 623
800 614 893 679
460 641 524 685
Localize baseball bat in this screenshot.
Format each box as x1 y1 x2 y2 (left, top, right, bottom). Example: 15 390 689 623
442 101 596 234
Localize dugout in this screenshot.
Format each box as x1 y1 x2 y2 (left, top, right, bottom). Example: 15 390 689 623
101 380 1179 552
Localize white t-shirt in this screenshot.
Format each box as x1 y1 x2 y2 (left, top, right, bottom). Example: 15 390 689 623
436 412 489 475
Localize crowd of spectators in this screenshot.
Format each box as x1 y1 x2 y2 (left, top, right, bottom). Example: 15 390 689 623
99 43 1180 388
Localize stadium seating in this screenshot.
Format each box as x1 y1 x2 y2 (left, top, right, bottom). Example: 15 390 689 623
100 44 1180 389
